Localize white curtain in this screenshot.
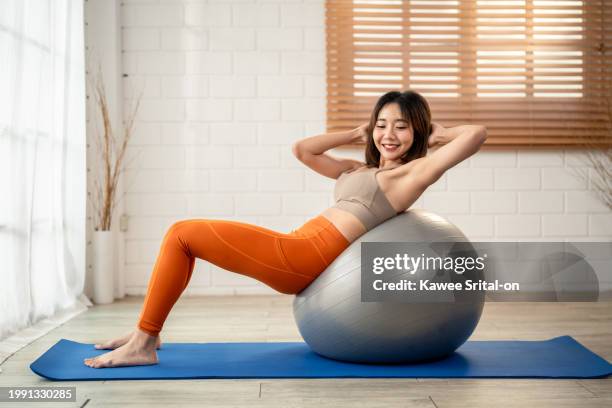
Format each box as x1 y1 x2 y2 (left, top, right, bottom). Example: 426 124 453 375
0 0 86 341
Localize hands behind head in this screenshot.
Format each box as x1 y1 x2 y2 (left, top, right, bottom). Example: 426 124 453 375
353 122 370 144
428 122 446 148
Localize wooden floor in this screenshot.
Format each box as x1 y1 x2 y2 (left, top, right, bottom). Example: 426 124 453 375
1 295 611 407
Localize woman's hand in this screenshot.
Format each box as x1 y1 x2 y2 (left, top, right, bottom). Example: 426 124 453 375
352 122 370 144
428 122 446 148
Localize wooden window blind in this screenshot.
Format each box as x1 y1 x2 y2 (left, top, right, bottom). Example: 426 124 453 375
326 0 612 147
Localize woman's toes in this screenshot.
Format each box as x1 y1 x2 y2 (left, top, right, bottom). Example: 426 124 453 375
94 337 127 350
84 356 100 367
94 342 111 349
94 341 109 349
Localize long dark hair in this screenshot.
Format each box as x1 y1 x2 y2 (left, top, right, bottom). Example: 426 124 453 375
364 90 432 167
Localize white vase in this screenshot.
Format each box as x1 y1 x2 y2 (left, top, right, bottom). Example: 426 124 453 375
92 230 115 304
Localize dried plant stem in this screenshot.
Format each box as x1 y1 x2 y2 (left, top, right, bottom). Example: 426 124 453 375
569 76 612 210
90 63 142 231
578 146 612 210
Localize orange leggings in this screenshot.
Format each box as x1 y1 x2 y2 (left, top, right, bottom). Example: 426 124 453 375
137 215 350 337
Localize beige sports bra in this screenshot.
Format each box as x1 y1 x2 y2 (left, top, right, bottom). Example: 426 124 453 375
331 166 402 231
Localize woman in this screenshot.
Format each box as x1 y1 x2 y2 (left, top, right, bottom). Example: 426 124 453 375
84 90 487 368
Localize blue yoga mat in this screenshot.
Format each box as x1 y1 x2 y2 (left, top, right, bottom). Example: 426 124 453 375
30 336 612 381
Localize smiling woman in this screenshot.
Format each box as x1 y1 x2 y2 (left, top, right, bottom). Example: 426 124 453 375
84 88 487 369
293 89 487 244
375 106 413 154
365 90 432 167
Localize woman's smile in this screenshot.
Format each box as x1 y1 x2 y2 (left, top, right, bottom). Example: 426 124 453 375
382 143 399 152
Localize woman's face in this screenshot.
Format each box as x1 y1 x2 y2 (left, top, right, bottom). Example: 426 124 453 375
372 103 413 160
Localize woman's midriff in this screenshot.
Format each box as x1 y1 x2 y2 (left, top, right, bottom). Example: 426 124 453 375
319 207 368 244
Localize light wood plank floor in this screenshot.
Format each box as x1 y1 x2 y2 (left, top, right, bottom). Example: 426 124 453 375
1 296 611 407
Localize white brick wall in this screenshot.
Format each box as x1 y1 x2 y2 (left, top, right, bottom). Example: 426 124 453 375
119 0 611 296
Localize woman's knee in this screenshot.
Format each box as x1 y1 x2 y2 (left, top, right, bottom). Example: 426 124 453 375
165 219 202 236
161 220 202 247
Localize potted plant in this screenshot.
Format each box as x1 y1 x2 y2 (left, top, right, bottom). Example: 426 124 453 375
89 64 141 304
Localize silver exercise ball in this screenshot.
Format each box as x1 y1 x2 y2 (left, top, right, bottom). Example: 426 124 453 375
293 209 485 364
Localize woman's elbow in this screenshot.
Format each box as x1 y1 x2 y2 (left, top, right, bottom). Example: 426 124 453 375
477 125 487 143
473 125 487 147
291 142 304 159
465 126 486 157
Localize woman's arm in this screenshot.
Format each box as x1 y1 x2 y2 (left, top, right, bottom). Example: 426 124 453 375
292 125 369 179
292 125 367 157
428 123 485 149
413 123 487 187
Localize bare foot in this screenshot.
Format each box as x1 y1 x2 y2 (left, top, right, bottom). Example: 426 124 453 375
84 330 159 369
94 331 162 350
